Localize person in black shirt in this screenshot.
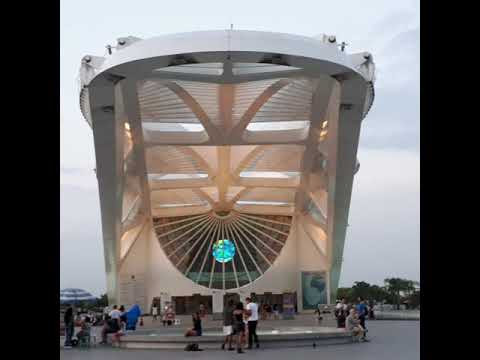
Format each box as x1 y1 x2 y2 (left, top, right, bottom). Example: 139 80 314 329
233 302 246 354
222 299 235 350
185 312 202 337
63 305 74 348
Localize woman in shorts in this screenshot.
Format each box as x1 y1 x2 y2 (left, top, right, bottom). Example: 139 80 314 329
233 302 246 354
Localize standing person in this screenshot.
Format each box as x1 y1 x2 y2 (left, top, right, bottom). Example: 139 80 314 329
336 298 347 328
152 304 158 321
314 304 323 325
245 297 259 349
356 298 369 334
222 299 235 351
273 304 279 320
63 305 74 348
233 302 246 354
368 300 375 319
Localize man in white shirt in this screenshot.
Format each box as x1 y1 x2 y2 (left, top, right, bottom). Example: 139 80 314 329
245 297 259 349
109 305 122 320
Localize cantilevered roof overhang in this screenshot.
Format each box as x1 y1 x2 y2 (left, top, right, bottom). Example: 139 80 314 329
79 30 375 301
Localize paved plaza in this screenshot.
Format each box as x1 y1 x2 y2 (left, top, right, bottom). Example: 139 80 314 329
60 320 419 360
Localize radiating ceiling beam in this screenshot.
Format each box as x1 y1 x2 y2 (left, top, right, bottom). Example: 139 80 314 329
229 79 293 141
161 81 223 143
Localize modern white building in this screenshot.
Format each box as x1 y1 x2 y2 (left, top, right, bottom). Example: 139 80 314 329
79 30 375 315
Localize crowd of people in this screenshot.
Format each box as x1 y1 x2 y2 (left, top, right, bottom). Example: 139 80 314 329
62 303 144 348
182 297 261 353
334 297 373 342
63 296 374 349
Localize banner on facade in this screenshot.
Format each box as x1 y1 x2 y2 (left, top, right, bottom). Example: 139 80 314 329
301 271 327 309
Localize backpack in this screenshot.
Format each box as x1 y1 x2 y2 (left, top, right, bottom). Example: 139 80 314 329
184 343 199 351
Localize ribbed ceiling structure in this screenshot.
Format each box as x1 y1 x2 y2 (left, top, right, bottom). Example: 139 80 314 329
154 212 292 290
80 30 375 299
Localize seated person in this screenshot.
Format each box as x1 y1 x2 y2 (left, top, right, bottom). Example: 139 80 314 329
260 304 267 320
125 304 142 331
100 305 122 344
75 316 91 342
185 312 202 337
163 306 175 326
119 305 127 330
198 303 207 320
346 309 368 342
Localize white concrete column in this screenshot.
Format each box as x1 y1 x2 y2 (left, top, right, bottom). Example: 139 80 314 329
89 79 125 305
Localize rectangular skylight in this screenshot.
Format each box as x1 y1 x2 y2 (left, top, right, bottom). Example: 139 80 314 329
239 171 300 179
143 122 205 132
149 173 209 180
246 121 309 131
236 201 292 207
154 202 208 208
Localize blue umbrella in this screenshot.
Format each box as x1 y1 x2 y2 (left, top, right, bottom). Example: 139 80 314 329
60 288 97 304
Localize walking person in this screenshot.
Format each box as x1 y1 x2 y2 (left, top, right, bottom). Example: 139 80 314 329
314 304 323 325
63 305 74 348
245 297 259 349
368 300 375 319
233 302 246 354
152 304 158 321
222 299 235 351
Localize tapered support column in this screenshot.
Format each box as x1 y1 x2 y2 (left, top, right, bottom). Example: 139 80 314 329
326 77 367 303
89 80 125 305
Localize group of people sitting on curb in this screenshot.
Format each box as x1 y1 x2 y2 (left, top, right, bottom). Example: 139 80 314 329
63 306 93 348
334 297 371 342
99 304 143 344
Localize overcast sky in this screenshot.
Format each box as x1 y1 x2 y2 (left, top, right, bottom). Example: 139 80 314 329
60 0 419 296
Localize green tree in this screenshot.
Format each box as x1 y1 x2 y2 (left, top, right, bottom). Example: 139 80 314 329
384 278 416 309
96 293 108 308
337 287 353 302
351 281 372 301
369 285 389 302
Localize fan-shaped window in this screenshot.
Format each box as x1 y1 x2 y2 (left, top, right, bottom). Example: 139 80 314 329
153 212 292 289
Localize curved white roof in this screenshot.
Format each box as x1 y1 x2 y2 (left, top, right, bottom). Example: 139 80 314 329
80 30 376 295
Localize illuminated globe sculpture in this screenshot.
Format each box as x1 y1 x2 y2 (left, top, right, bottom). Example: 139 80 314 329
213 239 236 263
